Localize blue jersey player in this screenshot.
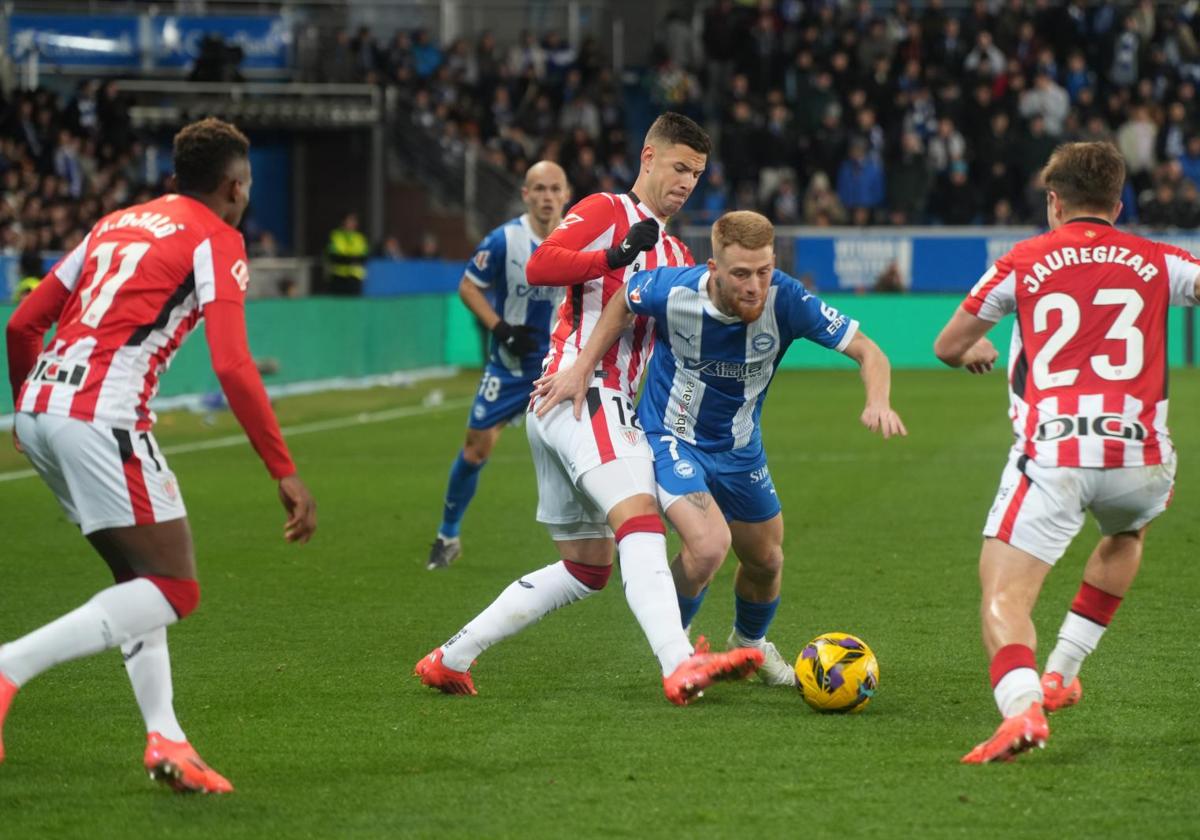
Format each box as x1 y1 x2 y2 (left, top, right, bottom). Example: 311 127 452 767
427 162 570 569
533 210 906 683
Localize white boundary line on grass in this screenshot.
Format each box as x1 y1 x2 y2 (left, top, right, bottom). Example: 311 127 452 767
0 398 472 484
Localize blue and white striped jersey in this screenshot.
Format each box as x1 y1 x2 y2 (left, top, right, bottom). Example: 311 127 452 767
465 214 564 377
626 265 858 452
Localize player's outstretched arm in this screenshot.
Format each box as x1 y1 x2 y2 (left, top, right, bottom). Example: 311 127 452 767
933 306 1000 373
842 331 907 439
204 300 317 542
532 282 634 419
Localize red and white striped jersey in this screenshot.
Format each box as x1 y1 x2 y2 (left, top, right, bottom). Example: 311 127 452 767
17 194 250 431
526 192 693 400
964 218 1200 468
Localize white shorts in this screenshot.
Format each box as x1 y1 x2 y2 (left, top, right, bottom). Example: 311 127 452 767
15 412 187 535
525 387 656 541
983 450 1176 565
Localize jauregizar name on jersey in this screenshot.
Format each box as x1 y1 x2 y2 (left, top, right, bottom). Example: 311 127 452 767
95 210 185 240
1023 245 1160 292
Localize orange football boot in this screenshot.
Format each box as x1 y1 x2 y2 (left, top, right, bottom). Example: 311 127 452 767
414 648 477 696
144 733 233 794
0 672 16 763
1041 672 1082 712
662 636 764 706
961 702 1049 764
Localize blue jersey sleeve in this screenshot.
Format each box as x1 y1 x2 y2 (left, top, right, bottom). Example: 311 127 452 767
464 227 507 288
625 268 669 318
778 274 859 352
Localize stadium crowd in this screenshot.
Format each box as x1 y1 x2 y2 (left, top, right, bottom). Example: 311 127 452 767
319 1 1200 229
0 81 159 270
7 0 1200 265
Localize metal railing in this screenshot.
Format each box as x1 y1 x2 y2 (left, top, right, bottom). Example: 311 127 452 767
392 111 521 242
118 79 382 128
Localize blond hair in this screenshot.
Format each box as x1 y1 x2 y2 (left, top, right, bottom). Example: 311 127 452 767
711 211 775 257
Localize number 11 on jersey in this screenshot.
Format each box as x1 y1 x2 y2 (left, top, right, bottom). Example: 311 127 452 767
77 241 152 328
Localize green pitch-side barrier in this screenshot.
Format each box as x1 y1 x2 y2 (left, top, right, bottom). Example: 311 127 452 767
1 294 1192 414
447 292 1192 371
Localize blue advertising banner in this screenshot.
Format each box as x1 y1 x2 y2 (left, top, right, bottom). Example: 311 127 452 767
364 259 464 296
8 14 140 68
794 229 1034 293
152 16 291 70
794 229 1200 293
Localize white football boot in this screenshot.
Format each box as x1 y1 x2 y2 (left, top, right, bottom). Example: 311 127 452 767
728 628 797 687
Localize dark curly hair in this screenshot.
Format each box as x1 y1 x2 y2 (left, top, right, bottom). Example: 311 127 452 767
173 117 250 194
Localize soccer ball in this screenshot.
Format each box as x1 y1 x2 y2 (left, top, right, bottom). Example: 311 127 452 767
795 632 879 713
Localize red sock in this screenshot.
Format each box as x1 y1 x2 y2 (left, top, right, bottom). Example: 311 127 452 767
989 643 1037 688
1070 582 1122 627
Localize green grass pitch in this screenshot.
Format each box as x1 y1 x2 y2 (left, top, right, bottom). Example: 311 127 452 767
1 369 1197 839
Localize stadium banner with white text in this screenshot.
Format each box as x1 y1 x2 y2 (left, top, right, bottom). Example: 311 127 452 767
7 14 141 68
151 16 291 70
794 229 1034 293
7 13 289 71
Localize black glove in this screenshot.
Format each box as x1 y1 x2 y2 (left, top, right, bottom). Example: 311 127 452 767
605 217 660 269
492 320 539 356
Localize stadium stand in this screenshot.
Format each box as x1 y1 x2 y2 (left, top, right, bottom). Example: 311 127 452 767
7 0 1200 293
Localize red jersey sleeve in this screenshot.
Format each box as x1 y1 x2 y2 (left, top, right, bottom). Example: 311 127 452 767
5 271 72 401
526 193 618 286
195 228 295 479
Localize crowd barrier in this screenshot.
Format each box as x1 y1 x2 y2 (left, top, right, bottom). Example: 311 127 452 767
3 263 1194 415
0 296 445 414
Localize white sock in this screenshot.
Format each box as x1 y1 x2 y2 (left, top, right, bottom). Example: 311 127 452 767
730 629 765 649
0 579 177 687
441 561 598 672
993 667 1042 717
617 532 693 676
1044 612 1106 685
122 627 186 742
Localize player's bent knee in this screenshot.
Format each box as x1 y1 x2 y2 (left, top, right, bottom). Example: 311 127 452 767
144 575 201 618
562 558 613 590
739 546 784 581
691 535 731 574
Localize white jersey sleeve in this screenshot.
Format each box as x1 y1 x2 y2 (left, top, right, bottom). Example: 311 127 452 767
962 252 1017 323
1163 245 1200 307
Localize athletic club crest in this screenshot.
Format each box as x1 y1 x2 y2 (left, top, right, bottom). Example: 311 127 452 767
621 427 640 446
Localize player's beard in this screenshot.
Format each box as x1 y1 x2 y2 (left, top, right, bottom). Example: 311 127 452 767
731 296 766 321
715 278 766 322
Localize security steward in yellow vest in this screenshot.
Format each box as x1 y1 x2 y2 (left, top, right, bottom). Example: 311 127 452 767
326 212 369 296
12 250 43 302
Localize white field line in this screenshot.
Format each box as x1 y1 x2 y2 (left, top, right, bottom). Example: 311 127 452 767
0 398 471 484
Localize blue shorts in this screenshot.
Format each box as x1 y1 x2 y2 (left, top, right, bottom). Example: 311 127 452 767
649 433 781 523
468 364 534 430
